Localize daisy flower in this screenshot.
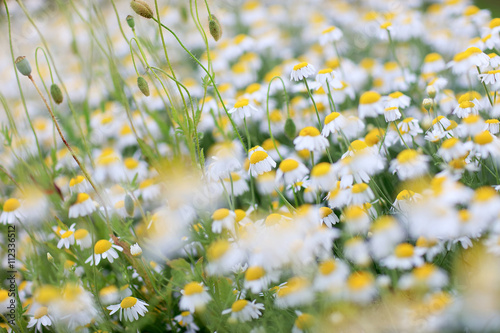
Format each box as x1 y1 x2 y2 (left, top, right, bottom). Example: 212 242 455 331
57 224 76 249
27 306 52 332
389 149 429 180
453 101 478 118
223 172 249 196
130 243 142 256
319 206 339 227
380 243 424 270
438 137 471 161
387 91 411 109
344 237 371 266
292 312 315 333
275 277 314 308
486 119 500 134
369 215 405 260
221 299 264 322
228 98 258 122
346 271 377 303
313 258 349 292
179 282 212 312
290 62 316 81
472 130 500 158
293 127 329 152
85 239 123 265
398 263 448 290
68 175 91 193
315 68 342 90
383 106 402 122
358 91 384 118
319 26 343 45
479 69 500 85
211 208 236 234
248 147 276 176
74 228 92 250
172 311 199 332
276 158 309 184
243 266 277 293
205 239 243 275
68 193 96 218
107 296 149 321
422 53 446 74
322 112 346 137
1 198 23 224
342 205 371 234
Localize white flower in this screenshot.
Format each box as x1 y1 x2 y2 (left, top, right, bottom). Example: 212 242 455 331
68 193 96 218
68 175 91 193
389 149 429 180
85 239 123 265
294 127 329 152
57 224 76 249
211 208 236 234
222 299 264 322
319 26 343 45
1 198 23 224
179 282 212 312
380 243 424 270
228 98 258 122
74 228 92 249
290 62 316 81
358 91 384 118
107 297 149 321
27 307 52 332
130 243 142 256
248 146 276 176
276 158 309 184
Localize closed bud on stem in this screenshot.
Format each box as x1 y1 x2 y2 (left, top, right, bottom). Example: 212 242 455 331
426 86 436 99
284 117 297 139
50 83 63 104
422 98 433 111
208 14 222 42
47 252 54 263
125 194 135 217
130 0 154 19
15 56 32 77
137 76 150 96
126 15 135 29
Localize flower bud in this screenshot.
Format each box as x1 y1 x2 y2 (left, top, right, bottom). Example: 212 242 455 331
137 76 150 96
50 83 63 104
15 56 32 77
284 117 296 139
130 0 154 19
130 243 142 256
208 14 222 42
426 86 436 99
125 194 135 217
126 15 135 29
47 252 54 263
422 98 433 111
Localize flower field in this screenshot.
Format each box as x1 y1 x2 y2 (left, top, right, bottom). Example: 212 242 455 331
2 0 500 331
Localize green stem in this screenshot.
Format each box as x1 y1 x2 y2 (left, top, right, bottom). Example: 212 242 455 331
477 66 494 107
303 78 322 129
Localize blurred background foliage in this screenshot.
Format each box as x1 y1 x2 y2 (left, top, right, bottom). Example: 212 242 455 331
477 0 500 16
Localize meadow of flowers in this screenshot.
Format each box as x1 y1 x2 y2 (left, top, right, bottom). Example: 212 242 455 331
4 0 500 331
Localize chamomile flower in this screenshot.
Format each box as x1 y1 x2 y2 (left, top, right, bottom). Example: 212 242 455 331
179 282 211 312
68 175 91 193
222 299 264 322
453 101 478 118
358 91 384 118
438 137 471 161
248 147 276 176
472 130 500 158
346 271 377 303
1 198 23 224
85 239 123 265
486 119 500 134
276 158 309 185
172 311 199 332
479 69 500 85
228 98 258 122
321 112 346 138
398 263 448 290
319 26 343 45
315 68 343 90
380 243 424 270
57 224 76 249
275 277 314 308
74 228 92 249
293 126 329 152
319 206 339 227
290 62 316 81
243 266 277 293
68 193 96 218
383 106 402 122
387 91 411 109
107 296 149 321
205 239 243 275
423 53 446 74
211 208 236 234
27 307 52 332
390 149 430 180
223 172 249 196
342 205 371 234
313 258 349 292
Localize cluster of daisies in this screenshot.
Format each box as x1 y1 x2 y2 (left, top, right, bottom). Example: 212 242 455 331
4 0 500 331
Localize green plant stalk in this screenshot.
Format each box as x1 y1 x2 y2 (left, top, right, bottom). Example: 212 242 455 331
303 78 322 129
266 76 290 161
477 66 494 107
150 17 247 152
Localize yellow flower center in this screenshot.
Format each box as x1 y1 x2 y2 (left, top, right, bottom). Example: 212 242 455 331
441 137 459 149
318 68 333 74
293 62 309 71
3 198 20 212
359 91 381 104
324 112 340 125
231 299 248 312
34 286 59 304
212 208 230 221
459 101 475 109
74 229 89 241
269 110 283 122
250 151 269 164
347 271 373 291
183 282 204 295
245 83 261 94
245 266 265 281
396 149 419 163
397 189 415 201
424 53 442 63
322 26 336 34
394 243 414 258
265 213 283 226
94 239 112 254
365 128 384 146
69 175 85 187
0 290 8 302
349 140 368 152
139 179 155 189
351 183 369 194
120 125 132 136
490 18 500 29
234 98 250 108
319 259 336 275
413 263 436 280
279 159 299 172
343 205 365 220
34 307 48 319
120 297 138 309
384 62 398 71
234 209 246 223
466 47 482 55
464 5 480 16
319 206 333 219
124 158 139 170
389 91 403 99
311 162 330 177
207 240 230 260
474 186 496 201
371 216 395 231
61 230 74 239
380 21 392 29
295 314 314 330
277 277 308 297
299 126 320 137
75 193 90 204
487 119 500 124
474 131 493 145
